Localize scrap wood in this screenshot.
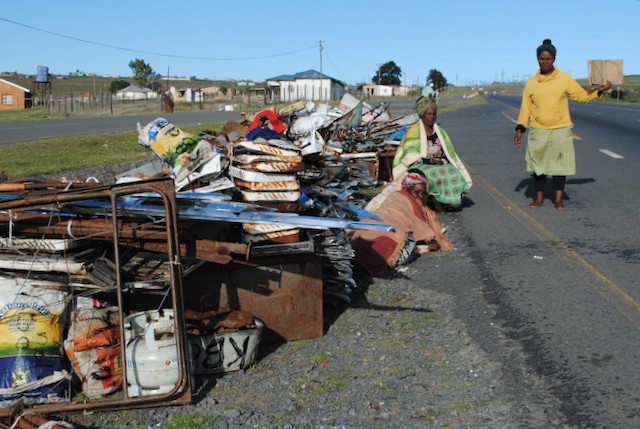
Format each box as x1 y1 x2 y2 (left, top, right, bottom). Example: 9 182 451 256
0 181 102 193
2 217 250 264
233 178 300 191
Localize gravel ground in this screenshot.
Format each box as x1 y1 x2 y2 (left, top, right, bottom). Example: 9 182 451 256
37 164 569 429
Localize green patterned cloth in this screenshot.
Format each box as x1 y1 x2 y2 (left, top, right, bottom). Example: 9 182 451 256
408 163 468 205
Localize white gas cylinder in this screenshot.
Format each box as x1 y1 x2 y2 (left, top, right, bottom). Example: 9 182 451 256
125 311 180 397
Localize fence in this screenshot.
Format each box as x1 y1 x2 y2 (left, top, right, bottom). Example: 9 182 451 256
34 91 267 118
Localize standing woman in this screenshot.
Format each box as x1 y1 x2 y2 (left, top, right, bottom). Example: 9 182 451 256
514 39 612 210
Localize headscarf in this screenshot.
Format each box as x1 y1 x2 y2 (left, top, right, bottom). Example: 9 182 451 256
401 172 427 190
536 39 556 59
415 96 437 118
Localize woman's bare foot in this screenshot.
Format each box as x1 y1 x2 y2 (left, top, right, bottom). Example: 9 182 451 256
528 201 544 208
553 190 565 211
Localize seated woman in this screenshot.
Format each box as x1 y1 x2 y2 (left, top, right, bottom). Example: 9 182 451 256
392 97 472 211
350 172 452 275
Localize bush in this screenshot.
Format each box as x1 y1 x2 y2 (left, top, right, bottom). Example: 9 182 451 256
609 89 625 100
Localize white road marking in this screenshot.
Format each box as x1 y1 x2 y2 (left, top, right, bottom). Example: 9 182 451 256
502 111 516 124
599 149 624 159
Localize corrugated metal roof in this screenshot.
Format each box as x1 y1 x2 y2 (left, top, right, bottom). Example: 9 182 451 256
0 78 30 93
266 69 342 85
117 84 151 93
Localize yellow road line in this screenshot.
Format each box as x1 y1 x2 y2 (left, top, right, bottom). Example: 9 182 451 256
469 166 640 329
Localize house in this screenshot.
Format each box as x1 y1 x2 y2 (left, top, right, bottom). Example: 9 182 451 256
266 70 345 102
362 84 393 98
201 86 232 101
166 86 203 103
393 84 417 97
0 78 31 110
116 85 157 101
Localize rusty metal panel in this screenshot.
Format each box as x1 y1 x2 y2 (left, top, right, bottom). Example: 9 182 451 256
190 259 323 343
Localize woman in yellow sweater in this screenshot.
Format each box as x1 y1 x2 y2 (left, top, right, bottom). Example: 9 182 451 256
514 39 612 210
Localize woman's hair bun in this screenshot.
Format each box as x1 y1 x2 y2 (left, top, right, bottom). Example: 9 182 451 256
542 39 552 45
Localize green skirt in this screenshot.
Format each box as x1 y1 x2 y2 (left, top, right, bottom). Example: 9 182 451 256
409 163 468 206
526 127 575 176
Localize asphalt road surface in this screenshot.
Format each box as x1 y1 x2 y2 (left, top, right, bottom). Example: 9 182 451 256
436 96 640 428
0 111 241 145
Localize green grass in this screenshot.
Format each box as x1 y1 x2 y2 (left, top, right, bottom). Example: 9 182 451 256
0 122 223 181
294 370 355 396
166 413 218 429
63 409 144 428
0 131 148 179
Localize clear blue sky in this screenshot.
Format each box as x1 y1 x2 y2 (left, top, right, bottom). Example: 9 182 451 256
1 0 638 86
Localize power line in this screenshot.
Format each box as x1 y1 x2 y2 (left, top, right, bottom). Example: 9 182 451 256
322 45 356 84
0 16 317 61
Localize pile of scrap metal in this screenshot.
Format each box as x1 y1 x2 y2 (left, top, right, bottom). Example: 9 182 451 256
0 175 390 425
0 95 410 424
130 95 413 303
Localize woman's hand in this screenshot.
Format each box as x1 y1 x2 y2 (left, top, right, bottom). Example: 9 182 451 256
598 81 613 96
514 129 523 147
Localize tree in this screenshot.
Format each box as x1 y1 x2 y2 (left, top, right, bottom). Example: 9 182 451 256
426 69 448 91
373 61 402 86
109 79 130 94
128 58 154 88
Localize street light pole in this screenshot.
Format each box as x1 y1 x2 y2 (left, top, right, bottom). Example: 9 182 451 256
318 40 324 101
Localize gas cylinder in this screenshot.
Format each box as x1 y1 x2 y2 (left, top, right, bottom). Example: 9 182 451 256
124 310 180 397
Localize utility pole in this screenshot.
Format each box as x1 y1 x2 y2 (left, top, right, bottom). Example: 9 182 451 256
318 40 324 101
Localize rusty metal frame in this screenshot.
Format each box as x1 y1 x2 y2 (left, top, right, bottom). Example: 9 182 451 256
0 177 192 422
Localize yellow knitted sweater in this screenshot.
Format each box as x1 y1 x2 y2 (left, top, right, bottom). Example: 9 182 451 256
516 68 600 130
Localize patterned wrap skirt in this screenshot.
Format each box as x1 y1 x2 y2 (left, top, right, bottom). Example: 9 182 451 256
409 163 468 206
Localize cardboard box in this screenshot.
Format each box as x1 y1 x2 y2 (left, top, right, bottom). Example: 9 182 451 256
588 59 624 85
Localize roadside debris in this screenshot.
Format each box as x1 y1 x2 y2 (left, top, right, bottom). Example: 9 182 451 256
0 94 427 425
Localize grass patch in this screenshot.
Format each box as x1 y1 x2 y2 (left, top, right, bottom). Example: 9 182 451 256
294 370 355 396
0 122 223 180
447 399 479 413
0 131 149 180
65 409 144 428
166 413 218 429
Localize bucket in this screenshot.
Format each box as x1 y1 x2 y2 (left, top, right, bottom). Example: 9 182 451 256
189 318 263 374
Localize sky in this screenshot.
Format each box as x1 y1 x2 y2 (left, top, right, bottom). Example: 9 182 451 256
1 0 638 87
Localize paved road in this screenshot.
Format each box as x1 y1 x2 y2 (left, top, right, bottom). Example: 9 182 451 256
434 97 640 428
0 111 242 145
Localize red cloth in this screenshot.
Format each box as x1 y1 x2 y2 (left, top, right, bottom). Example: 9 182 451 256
246 110 285 135
350 190 451 275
